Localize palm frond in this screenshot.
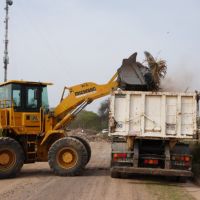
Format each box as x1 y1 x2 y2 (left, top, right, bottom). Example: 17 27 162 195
144 51 167 89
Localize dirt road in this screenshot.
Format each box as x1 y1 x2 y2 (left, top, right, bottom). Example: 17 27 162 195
0 142 199 200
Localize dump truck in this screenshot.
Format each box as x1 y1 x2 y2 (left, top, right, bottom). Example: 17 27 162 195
0 52 165 178
109 90 199 180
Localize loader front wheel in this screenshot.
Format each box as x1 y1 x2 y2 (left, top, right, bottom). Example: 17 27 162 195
0 137 24 179
70 136 91 164
48 137 87 176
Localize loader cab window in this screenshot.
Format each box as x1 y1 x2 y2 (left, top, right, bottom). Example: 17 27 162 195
3 83 49 112
0 84 11 107
12 84 21 107
42 87 49 110
26 87 39 109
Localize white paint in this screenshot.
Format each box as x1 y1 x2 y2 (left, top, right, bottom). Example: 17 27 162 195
110 91 198 139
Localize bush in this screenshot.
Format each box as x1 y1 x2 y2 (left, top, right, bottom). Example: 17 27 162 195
69 110 101 131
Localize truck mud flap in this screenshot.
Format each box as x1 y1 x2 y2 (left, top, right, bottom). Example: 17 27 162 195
111 167 193 177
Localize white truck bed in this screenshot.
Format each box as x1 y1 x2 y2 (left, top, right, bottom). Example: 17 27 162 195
109 91 198 139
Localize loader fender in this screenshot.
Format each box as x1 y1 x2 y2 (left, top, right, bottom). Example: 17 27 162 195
41 130 65 145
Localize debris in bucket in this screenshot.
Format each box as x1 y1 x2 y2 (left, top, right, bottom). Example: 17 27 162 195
117 52 167 91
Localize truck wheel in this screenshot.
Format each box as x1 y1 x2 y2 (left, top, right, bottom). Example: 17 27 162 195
111 170 121 178
48 137 87 176
177 176 187 183
0 137 24 179
70 136 91 164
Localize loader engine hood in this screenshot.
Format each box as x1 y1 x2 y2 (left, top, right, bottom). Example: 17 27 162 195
117 52 159 91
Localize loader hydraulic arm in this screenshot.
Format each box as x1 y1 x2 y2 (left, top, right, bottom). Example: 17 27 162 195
51 51 166 131
52 73 118 130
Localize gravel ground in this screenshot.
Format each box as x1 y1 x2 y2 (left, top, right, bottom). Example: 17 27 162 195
0 142 199 200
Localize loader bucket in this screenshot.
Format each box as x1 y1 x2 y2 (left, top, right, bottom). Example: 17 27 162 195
117 52 149 90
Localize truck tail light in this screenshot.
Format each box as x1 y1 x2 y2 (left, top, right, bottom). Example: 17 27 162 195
144 159 158 165
171 155 191 168
153 160 158 165
184 156 190 162
113 153 127 161
171 155 191 162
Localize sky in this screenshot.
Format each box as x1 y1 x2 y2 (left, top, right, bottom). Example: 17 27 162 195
0 0 200 112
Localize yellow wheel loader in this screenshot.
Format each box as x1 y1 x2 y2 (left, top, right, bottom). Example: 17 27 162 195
0 52 165 178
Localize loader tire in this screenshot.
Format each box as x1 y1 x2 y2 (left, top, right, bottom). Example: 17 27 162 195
70 136 91 164
48 137 87 176
0 137 24 179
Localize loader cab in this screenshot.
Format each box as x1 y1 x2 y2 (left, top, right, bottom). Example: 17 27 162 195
0 80 52 112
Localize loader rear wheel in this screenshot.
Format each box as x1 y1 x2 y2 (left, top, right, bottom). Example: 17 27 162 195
48 137 87 176
0 137 24 179
70 136 91 164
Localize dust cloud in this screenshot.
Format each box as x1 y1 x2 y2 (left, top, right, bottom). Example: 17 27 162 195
160 66 198 92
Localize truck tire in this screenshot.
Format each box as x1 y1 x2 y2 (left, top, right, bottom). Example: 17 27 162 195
70 136 91 164
177 176 187 183
110 170 121 178
166 176 187 183
0 137 24 179
48 137 87 176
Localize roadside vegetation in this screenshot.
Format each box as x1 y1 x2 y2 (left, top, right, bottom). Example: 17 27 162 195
69 99 109 131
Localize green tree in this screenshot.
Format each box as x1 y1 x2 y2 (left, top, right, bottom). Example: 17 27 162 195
98 99 109 129
69 110 101 131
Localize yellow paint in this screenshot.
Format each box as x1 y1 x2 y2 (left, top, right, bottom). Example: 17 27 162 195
0 149 16 169
62 152 73 163
0 73 119 163
0 153 10 165
40 130 65 145
53 73 118 130
57 148 77 169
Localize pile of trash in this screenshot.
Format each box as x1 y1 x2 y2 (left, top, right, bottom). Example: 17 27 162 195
67 129 111 142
